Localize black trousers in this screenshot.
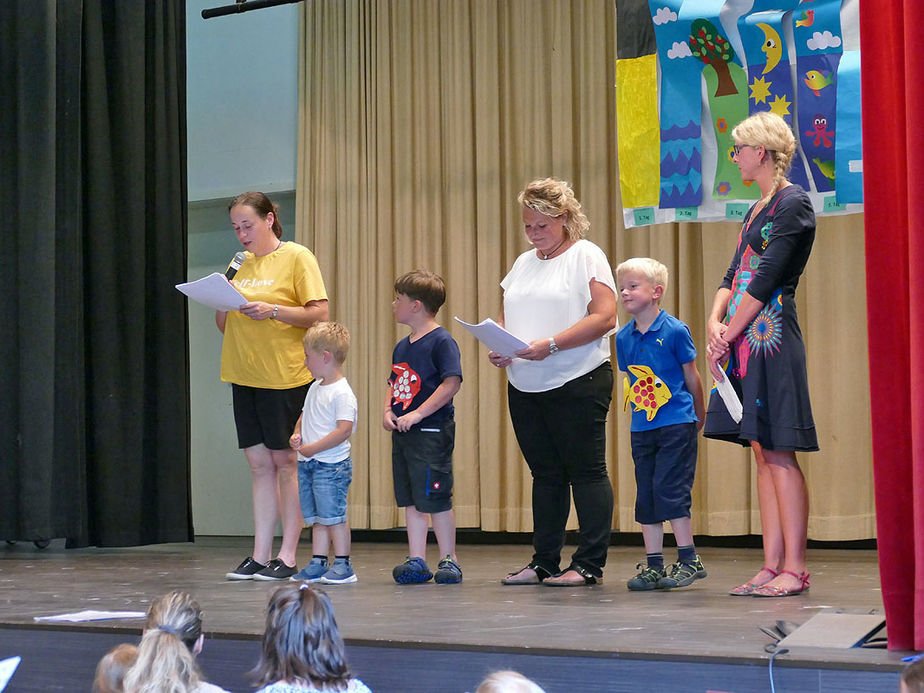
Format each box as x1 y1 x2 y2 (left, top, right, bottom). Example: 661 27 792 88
507 361 614 577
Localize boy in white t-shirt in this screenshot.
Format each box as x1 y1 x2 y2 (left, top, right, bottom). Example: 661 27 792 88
288 322 359 584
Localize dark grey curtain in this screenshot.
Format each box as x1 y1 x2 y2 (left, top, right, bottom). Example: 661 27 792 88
0 0 191 547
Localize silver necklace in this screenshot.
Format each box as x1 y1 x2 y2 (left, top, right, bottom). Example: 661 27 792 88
542 237 567 260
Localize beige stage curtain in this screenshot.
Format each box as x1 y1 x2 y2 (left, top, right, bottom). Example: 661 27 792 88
295 0 874 540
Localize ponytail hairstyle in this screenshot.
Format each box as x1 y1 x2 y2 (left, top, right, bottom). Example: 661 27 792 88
517 178 590 241
251 584 353 690
229 191 284 238
731 111 796 208
122 591 205 693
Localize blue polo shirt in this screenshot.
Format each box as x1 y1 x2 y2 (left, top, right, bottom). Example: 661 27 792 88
616 309 698 432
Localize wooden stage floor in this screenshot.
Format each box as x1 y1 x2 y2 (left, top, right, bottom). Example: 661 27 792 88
0 536 908 691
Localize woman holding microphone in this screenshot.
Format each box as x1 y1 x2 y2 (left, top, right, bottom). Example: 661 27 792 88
218 192 329 581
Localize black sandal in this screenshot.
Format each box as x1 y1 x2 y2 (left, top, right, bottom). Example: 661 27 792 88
501 561 553 585
543 563 600 586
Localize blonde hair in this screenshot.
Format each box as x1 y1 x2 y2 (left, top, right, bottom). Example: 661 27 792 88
93 643 138 693
123 591 205 693
476 670 547 693
517 178 589 240
303 321 351 365
615 257 669 295
731 111 796 207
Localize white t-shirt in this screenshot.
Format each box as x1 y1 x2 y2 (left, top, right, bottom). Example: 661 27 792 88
298 377 358 464
501 239 617 393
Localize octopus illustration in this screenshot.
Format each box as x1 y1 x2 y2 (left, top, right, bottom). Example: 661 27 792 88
805 115 833 147
390 363 420 410
623 365 673 422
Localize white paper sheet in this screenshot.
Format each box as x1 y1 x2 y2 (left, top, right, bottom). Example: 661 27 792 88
0 657 20 692
454 316 529 358
714 370 743 423
175 272 247 312
33 610 147 623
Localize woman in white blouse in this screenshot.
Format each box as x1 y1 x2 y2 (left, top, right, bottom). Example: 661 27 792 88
490 178 618 586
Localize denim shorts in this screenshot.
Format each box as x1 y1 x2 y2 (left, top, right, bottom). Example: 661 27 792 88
297 456 352 525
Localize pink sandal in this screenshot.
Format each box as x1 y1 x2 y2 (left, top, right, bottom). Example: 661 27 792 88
728 566 779 596
751 569 810 598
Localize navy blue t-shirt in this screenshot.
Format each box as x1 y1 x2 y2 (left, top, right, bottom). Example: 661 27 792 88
388 326 463 428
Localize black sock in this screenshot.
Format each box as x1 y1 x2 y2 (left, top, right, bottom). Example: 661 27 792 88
334 555 350 562
646 552 664 569
677 545 697 564
313 554 327 561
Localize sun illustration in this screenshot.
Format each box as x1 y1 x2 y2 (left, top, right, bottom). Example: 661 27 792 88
746 308 782 355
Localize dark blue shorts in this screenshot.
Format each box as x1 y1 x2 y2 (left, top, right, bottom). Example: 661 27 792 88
630 422 698 524
391 419 455 514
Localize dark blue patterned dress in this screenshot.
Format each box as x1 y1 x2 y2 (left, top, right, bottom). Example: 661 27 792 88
704 185 819 451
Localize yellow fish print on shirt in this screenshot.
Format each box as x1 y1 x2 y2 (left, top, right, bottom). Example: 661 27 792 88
623 365 672 421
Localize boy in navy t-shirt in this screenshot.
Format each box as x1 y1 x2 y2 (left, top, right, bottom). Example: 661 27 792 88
383 270 463 584
615 258 706 591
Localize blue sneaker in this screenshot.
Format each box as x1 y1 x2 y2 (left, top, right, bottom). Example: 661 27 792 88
392 556 432 584
290 557 328 582
434 555 463 584
319 558 358 585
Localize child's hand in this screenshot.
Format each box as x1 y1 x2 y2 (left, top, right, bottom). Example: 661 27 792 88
289 433 302 450
395 411 422 433
383 410 398 431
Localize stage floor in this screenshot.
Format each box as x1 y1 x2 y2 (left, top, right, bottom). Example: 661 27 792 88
0 536 904 672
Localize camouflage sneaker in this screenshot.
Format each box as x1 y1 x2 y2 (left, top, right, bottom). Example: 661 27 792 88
627 563 667 591
658 556 707 589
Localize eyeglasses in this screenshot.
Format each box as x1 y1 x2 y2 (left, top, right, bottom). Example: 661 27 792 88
732 144 754 156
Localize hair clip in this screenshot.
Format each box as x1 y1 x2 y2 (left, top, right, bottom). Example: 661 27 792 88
299 583 311 591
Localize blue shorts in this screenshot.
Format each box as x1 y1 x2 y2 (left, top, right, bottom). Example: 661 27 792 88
630 422 698 525
391 419 455 514
297 457 352 525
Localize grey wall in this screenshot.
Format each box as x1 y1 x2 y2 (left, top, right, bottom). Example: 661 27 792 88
186 0 299 535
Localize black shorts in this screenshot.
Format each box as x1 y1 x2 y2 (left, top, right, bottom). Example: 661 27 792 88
232 383 310 451
392 419 455 513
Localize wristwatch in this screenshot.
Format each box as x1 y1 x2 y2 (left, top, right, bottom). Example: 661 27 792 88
548 337 560 355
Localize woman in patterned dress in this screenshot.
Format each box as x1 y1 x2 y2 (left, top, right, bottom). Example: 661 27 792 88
704 112 817 598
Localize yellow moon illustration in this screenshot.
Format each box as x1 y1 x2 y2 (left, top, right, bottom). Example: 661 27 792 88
757 22 782 74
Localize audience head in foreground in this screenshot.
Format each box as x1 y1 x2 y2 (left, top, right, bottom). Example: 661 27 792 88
251 584 371 692
476 670 547 693
92 643 138 693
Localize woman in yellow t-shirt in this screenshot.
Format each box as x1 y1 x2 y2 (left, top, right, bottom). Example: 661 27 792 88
217 192 329 581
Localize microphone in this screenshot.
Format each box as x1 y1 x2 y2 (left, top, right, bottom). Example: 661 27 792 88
225 252 246 280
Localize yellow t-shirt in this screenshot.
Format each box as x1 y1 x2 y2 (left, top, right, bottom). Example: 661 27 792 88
220 242 328 389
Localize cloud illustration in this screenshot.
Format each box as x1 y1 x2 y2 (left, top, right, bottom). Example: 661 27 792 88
653 8 678 25
668 41 693 59
806 30 842 50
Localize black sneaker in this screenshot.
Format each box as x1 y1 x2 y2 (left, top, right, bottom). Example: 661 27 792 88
253 558 298 581
627 563 667 591
658 556 707 589
434 555 463 584
226 556 267 581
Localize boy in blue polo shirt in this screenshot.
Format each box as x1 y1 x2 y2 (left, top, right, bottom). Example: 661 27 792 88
615 258 706 591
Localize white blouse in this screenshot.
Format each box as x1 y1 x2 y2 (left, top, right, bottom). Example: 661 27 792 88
501 239 617 393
